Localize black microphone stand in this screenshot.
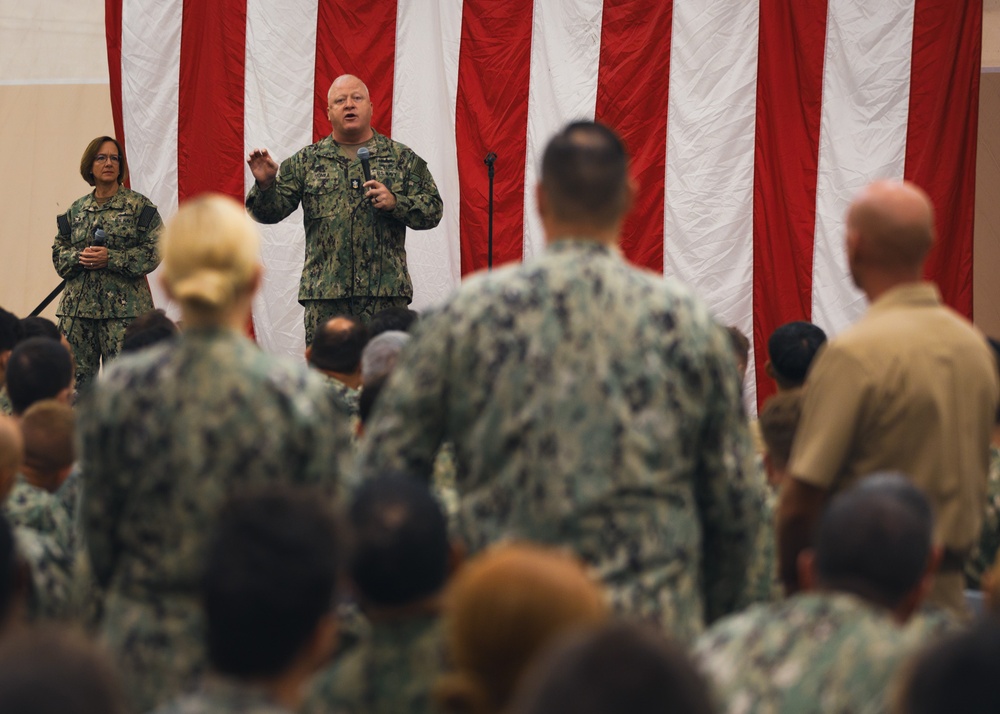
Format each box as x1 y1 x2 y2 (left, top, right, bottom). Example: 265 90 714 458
484 152 497 270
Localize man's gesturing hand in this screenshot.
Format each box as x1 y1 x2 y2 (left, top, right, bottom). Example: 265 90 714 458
247 149 279 190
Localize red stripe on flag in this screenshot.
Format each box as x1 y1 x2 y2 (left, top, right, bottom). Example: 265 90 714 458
905 0 981 319
594 0 672 273
313 1 399 143
455 0 534 274
751 0 828 409
177 0 247 202
104 0 126 170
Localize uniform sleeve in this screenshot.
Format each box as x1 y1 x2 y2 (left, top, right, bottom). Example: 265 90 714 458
106 201 163 279
787 345 871 490
694 323 758 624
245 154 305 225
52 209 82 280
387 152 443 231
354 312 452 484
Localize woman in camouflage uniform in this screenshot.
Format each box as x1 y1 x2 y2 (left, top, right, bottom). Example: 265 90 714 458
52 136 162 392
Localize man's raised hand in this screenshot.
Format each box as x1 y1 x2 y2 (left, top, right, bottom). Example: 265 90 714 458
247 148 279 190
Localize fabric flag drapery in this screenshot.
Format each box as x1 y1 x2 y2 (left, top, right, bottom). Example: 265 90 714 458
105 0 981 412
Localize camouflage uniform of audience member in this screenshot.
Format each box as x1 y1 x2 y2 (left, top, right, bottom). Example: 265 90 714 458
967 444 1000 589
302 614 446 714
694 593 927 714
149 678 292 714
79 330 353 712
357 240 755 642
52 188 161 390
0 390 11 416
14 525 75 620
738 457 781 607
322 375 361 443
245 131 442 341
5 476 76 551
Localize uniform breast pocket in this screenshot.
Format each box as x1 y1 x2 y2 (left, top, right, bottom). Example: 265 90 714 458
108 212 140 246
303 174 341 219
371 159 400 190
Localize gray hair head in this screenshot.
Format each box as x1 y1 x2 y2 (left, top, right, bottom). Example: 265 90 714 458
361 330 411 385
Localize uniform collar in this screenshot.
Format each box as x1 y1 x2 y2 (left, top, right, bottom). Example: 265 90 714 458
867 282 942 315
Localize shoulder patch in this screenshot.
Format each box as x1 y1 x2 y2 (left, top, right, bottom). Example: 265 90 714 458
137 205 158 230
56 212 71 236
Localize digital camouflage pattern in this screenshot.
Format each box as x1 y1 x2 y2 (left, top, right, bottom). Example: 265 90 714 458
694 592 928 714
966 444 1000 589
246 130 442 306
78 327 354 712
53 187 162 389
302 614 446 714
738 458 781 608
356 239 756 641
0 388 11 416
323 374 361 424
149 676 293 714
5 476 76 553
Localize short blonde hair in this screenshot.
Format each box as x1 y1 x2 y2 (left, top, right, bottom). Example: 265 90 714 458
161 194 261 324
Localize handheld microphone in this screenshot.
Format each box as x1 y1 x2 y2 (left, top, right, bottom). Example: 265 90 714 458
357 147 373 184
92 226 107 247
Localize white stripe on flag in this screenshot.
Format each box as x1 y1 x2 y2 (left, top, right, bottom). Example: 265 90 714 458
245 0 319 357
121 0 183 316
811 0 916 336
522 0 604 262
664 0 760 411
393 0 465 313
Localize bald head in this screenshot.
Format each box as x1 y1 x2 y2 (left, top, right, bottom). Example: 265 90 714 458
846 180 935 278
327 75 369 102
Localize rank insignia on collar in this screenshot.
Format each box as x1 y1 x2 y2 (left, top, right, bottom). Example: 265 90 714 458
351 178 360 190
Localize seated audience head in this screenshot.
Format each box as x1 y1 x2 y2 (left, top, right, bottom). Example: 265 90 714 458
369 307 419 338
120 309 178 354
0 308 21 382
801 472 936 621
203 487 341 689
758 390 803 487
435 543 608 714
308 315 368 381
350 472 450 610
726 325 750 384
538 121 631 242
0 628 127 714
20 400 76 493
0 417 22 502
160 194 262 328
361 331 410 386
894 620 1000 714
17 317 60 343
5 338 73 415
766 321 827 390
509 623 714 714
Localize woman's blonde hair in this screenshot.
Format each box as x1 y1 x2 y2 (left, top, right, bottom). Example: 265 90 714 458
160 194 261 324
434 543 608 714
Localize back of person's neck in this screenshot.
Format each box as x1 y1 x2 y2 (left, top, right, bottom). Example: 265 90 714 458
321 370 362 390
19 466 62 494
861 272 925 304
363 594 442 623
545 230 619 248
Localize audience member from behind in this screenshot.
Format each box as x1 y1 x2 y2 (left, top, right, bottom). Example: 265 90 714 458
435 543 607 714
152 488 341 714
308 315 368 418
78 194 354 712
967 335 1000 589
303 473 453 714
766 321 827 391
510 623 714 714
894 620 1000 714
361 330 410 386
120 309 178 355
0 628 127 714
726 325 750 386
368 306 419 338
0 308 22 415
779 181 999 614
759 390 803 490
18 317 61 342
5 338 74 416
696 473 940 714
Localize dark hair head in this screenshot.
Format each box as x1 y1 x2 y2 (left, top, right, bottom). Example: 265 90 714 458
814 472 933 609
896 620 1000 714
369 307 419 338
203 487 342 679
541 122 630 230
350 473 449 607
309 315 368 373
510 623 714 714
17 317 60 343
80 136 128 187
358 374 387 426
0 308 21 353
988 337 1000 424
121 309 178 354
767 321 827 389
5 338 73 415
0 627 127 714
758 390 803 470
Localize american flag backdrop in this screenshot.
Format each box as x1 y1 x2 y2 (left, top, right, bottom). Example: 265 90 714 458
104 0 982 411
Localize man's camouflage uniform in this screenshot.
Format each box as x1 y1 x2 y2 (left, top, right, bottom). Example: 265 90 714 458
150 677 293 714
356 239 756 642
78 328 354 713
737 457 781 608
302 614 446 714
967 444 1000 589
245 130 442 341
0 388 11 416
52 188 162 391
694 592 935 714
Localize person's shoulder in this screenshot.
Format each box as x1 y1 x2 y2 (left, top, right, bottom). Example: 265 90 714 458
117 186 156 207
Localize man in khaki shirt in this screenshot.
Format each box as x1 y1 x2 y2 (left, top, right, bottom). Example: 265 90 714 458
778 180 999 615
